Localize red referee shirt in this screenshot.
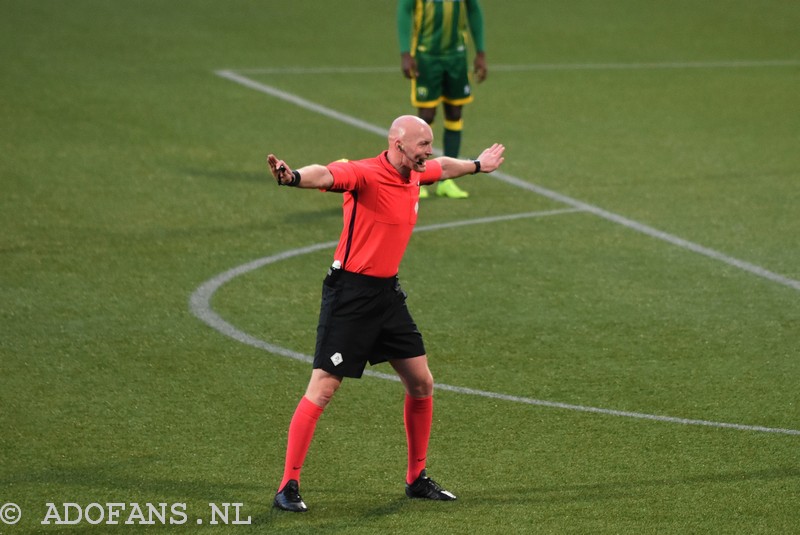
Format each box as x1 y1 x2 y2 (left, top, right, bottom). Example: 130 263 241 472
325 151 442 277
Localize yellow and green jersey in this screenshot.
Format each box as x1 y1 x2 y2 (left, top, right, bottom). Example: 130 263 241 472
398 0 485 56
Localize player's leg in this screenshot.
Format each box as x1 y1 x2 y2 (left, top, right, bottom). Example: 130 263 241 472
436 103 469 199
274 369 343 512
391 354 433 398
437 53 474 199
442 103 463 158
304 367 344 407
275 269 372 512
281 372 339 491
417 106 437 125
382 288 432 480
390 356 456 500
390 355 433 483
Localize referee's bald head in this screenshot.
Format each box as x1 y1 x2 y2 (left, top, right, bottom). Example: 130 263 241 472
389 115 432 147
388 115 434 175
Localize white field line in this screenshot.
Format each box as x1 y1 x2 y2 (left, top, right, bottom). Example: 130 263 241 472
491 59 800 71
214 69 800 292
197 69 800 436
232 59 800 75
215 70 388 138
188 210 579 361
189 211 800 436
489 172 800 291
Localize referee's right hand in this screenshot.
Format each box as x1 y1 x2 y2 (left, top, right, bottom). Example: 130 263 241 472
267 154 291 185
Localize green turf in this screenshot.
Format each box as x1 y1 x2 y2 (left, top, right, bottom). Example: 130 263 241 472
2 0 799 533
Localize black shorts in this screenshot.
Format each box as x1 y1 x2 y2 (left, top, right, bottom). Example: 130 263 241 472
313 269 426 378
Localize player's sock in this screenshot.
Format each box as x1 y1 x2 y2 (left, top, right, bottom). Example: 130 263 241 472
279 396 324 491
443 119 463 158
404 394 433 485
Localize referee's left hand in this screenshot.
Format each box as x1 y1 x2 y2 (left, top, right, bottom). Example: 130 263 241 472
475 143 505 173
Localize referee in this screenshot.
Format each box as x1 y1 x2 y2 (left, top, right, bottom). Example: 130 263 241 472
267 115 505 512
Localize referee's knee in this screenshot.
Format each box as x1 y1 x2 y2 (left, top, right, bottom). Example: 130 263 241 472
305 369 343 407
406 371 434 398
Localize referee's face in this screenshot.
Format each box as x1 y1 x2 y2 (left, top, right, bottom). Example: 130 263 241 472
406 127 434 172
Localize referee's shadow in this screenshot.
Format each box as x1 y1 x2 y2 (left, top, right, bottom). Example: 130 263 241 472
357 465 800 510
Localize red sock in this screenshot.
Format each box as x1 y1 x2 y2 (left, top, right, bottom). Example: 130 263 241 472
404 394 433 484
279 396 324 491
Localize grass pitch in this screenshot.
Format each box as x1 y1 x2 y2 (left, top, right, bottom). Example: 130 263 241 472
2 1 799 533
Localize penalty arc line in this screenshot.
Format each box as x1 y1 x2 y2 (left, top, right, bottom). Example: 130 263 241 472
189 211 800 436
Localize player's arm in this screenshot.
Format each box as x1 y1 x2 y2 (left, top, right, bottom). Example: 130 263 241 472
465 0 486 53
267 154 334 189
436 143 505 179
466 0 487 82
397 0 417 79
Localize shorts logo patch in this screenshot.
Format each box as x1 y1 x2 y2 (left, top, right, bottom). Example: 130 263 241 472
330 352 343 366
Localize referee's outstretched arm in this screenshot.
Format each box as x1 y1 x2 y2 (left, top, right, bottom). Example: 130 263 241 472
437 142 505 179
267 154 334 189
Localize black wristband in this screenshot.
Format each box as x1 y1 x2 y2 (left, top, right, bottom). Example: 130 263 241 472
472 159 481 174
288 170 301 186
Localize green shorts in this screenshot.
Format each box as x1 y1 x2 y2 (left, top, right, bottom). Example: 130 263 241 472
411 51 474 108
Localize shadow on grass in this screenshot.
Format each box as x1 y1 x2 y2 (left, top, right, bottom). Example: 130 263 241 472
1 456 264 502
460 466 800 506
8 460 796 531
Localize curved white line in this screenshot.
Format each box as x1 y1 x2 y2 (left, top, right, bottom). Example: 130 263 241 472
189 212 800 436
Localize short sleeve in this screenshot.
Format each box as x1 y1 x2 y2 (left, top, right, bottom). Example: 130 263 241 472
417 159 443 185
326 160 363 192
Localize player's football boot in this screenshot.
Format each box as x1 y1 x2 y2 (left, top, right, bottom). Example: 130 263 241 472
405 469 457 500
274 480 308 512
436 179 469 199
419 185 430 199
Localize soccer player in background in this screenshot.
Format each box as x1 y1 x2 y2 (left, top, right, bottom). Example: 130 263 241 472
398 0 489 199
267 115 505 512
